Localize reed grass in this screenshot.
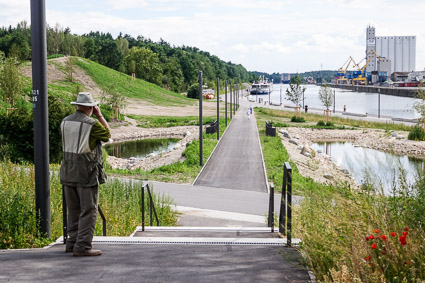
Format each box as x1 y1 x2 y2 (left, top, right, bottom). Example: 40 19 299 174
0 161 178 249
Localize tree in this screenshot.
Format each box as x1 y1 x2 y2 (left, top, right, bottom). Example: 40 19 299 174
285 74 305 116
318 84 334 122
125 47 162 85
100 82 128 120
0 54 24 107
65 56 75 82
319 84 334 110
413 85 425 129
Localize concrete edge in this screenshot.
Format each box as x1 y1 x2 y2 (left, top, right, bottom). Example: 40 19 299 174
192 115 234 186
254 111 270 194
133 226 272 232
89 236 301 246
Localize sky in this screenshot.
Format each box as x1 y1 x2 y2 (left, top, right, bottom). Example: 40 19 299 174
1 0 424 73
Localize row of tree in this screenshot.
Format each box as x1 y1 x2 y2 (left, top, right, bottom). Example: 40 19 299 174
0 21 257 92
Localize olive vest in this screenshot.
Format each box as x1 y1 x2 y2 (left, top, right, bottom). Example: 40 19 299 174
60 111 107 187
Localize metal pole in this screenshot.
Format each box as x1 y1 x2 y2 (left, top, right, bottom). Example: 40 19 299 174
216 77 220 140
230 83 232 119
141 185 145 231
287 164 292 247
279 164 288 236
31 0 50 238
268 183 274 232
333 90 336 113
199 71 203 166
225 81 227 126
378 90 381 118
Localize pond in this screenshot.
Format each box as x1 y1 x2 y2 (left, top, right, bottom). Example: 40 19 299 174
104 138 180 159
310 142 424 194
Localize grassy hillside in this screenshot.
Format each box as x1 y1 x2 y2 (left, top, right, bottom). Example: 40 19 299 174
75 58 195 107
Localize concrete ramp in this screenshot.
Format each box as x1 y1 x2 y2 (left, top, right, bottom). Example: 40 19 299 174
194 105 268 192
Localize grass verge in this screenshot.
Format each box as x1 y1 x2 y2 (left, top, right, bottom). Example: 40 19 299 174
256 107 413 132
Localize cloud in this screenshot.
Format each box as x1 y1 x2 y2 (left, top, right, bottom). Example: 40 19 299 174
105 0 149 10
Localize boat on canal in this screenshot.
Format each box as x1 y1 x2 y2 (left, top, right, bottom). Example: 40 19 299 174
250 76 273 95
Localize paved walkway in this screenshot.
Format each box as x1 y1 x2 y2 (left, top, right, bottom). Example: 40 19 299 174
194 104 268 192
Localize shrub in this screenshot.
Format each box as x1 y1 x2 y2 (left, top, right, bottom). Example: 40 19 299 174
326 121 334 127
291 116 305 123
187 83 200 99
317 120 325 126
0 96 73 163
408 126 425 141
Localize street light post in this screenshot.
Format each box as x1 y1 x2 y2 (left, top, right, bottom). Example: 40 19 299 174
225 80 227 126
31 0 50 238
198 71 203 166
216 77 220 140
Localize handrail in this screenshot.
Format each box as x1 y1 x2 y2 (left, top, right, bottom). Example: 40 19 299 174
141 183 160 232
279 162 292 246
268 183 274 232
62 185 107 244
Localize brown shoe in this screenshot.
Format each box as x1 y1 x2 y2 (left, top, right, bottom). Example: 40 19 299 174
65 248 73 253
73 248 102 257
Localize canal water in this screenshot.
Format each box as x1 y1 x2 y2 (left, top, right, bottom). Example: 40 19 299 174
249 84 420 119
310 142 424 194
104 138 180 159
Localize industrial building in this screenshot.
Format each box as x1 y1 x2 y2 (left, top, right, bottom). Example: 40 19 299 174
366 25 416 75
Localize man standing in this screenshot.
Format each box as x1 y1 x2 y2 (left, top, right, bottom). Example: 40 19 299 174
60 92 110 256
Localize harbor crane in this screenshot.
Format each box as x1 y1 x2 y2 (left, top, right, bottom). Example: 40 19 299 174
352 49 383 85
336 56 358 85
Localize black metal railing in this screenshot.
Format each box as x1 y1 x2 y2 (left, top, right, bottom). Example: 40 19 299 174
279 162 292 246
268 183 274 232
141 183 160 232
62 186 107 244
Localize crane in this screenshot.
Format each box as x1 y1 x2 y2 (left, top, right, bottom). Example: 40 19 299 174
352 49 383 85
336 56 357 85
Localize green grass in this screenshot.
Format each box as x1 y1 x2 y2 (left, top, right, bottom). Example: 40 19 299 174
0 161 178 249
256 107 414 132
408 126 425 141
127 114 217 128
75 58 194 107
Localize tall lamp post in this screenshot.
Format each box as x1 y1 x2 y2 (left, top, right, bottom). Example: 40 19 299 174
216 77 220 140
225 80 228 126
31 0 50 238
198 71 203 166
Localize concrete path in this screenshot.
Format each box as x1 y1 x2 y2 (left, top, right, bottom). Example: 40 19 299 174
0 243 310 283
194 104 268 192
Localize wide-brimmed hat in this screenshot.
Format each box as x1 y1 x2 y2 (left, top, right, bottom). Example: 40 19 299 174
70 92 99 106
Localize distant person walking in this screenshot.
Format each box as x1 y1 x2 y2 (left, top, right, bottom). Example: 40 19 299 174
249 105 253 114
304 105 308 113
344 105 346 112
246 108 251 120
60 92 111 257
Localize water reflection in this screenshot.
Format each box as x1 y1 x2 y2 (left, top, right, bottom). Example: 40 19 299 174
310 142 424 194
104 138 180 159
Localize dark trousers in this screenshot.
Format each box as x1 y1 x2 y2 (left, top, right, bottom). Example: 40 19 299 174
64 185 98 251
